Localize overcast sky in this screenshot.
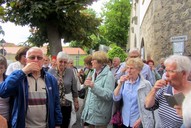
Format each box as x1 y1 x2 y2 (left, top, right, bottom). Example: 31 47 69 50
0 0 108 45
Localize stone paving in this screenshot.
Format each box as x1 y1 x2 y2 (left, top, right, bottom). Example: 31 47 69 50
72 98 84 128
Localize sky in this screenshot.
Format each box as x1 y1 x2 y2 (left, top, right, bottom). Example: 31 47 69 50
0 0 108 45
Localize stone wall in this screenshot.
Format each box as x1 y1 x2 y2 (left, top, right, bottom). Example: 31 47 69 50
140 0 191 64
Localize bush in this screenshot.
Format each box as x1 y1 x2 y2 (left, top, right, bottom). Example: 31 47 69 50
107 46 127 62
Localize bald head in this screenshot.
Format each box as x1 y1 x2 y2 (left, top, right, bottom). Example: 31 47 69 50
26 47 43 58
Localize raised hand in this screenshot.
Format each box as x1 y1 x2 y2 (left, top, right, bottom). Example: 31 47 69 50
22 62 41 75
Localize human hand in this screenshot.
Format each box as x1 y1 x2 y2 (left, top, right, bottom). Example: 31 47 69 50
22 62 41 75
153 79 167 91
119 75 129 84
74 101 79 112
174 105 182 117
133 118 141 128
84 77 94 88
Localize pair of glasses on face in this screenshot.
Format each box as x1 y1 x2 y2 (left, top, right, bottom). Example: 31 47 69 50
59 60 68 64
28 56 43 60
165 70 179 74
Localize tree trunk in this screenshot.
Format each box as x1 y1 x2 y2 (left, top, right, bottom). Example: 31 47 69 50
46 22 62 57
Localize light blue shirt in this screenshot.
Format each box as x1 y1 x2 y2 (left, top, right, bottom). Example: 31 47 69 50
141 64 154 85
113 76 140 127
116 63 154 86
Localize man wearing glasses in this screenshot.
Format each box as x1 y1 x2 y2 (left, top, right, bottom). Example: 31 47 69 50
144 55 191 128
0 47 62 128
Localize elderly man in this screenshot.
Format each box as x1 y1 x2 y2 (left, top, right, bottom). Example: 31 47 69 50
0 47 62 128
116 48 154 85
43 55 50 72
145 54 191 128
110 57 121 81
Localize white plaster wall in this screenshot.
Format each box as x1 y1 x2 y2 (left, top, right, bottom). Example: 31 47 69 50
139 0 151 26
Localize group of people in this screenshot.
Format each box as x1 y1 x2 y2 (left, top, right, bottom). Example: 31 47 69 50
0 46 190 128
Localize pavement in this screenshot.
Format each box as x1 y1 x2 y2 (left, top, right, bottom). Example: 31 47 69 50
72 98 84 128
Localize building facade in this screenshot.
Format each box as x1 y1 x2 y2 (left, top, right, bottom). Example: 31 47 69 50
129 0 191 64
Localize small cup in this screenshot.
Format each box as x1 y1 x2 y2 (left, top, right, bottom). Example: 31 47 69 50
165 79 170 85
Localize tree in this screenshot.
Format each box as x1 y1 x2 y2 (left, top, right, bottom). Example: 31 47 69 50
1 0 101 56
100 0 131 48
107 46 127 62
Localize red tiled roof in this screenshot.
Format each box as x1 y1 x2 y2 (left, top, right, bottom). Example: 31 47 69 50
3 46 86 55
62 47 86 55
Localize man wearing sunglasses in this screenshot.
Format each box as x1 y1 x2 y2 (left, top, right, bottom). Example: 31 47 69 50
0 47 62 128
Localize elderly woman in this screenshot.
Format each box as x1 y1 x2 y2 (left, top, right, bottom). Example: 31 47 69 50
81 51 115 128
48 51 79 128
145 55 191 128
6 46 30 75
113 57 159 128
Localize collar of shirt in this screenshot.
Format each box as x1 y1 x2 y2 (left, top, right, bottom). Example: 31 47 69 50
126 75 140 85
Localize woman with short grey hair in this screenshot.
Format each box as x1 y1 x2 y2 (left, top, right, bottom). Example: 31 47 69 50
49 51 79 128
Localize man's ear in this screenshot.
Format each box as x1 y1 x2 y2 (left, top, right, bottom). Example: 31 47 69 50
182 70 186 76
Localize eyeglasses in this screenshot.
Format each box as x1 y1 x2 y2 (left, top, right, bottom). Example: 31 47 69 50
129 56 138 58
28 56 43 60
59 60 68 64
165 70 179 74
126 67 136 70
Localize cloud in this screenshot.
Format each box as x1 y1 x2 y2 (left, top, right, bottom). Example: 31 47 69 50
0 22 30 44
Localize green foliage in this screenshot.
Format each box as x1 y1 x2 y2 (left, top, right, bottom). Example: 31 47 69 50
107 46 127 62
0 6 5 16
100 0 131 49
1 0 101 56
73 55 86 67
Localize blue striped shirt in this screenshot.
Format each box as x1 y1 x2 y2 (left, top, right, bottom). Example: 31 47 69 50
148 86 183 128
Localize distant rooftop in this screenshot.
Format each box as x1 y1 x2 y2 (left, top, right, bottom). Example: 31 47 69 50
3 46 86 55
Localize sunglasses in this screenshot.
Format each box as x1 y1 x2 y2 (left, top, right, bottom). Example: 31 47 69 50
28 56 43 60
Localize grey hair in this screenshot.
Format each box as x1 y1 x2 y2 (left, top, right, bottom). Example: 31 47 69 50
129 48 140 54
26 47 43 57
57 51 69 60
113 57 121 62
182 92 191 127
164 55 191 73
68 58 74 63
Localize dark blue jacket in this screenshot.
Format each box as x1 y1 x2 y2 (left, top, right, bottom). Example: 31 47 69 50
0 70 62 128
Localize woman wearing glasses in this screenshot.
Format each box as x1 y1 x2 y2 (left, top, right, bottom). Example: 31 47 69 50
49 51 79 128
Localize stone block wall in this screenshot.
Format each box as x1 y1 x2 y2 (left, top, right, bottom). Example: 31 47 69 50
140 0 191 64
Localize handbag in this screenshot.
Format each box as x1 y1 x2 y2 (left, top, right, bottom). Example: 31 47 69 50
110 83 124 127
110 99 123 127
110 110 123 127
78 87 86 99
